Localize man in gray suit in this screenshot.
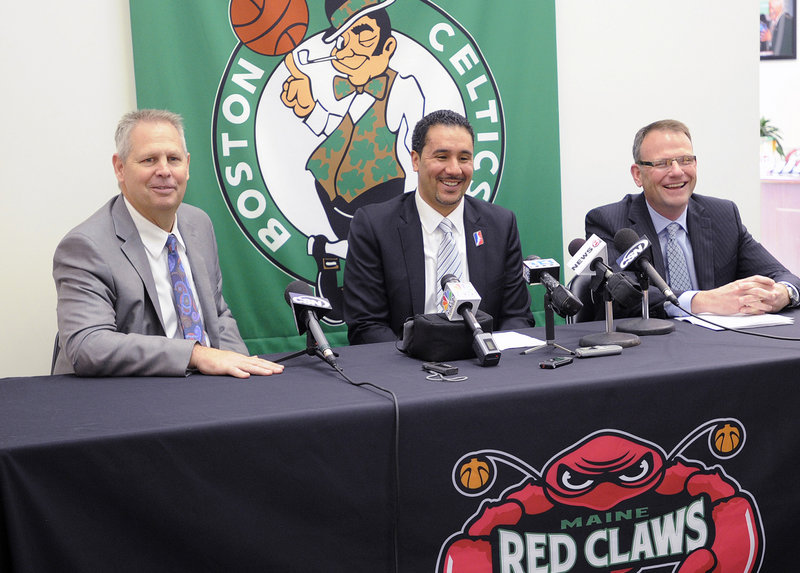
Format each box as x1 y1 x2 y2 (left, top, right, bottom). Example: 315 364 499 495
586 119 800 319
53 109 284 377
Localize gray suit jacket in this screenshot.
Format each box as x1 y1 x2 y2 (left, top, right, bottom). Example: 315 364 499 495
585 192 800 319
53 194 248 376
343 193 535 344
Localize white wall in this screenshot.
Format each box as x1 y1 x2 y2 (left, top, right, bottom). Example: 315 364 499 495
557 1 761 272
0 2 136 377
761 57 800 156
0 1 760 377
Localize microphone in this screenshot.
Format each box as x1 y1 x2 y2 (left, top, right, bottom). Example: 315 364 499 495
440 274 501 366
441 277 482 322
613 229 679 305
284 280 338 367
522 256 583 318
567 236 608 277
567 236 642 307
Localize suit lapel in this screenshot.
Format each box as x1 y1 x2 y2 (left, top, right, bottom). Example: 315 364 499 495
112 195 167 333
464 199 487 296
398 195 426 315
686 199 714 289
629 194 665 273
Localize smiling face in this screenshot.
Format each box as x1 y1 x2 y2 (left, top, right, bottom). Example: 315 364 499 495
631 129 696 220
113 120 190 232
411 124 474 216
770 0 784 20
330 14 395 86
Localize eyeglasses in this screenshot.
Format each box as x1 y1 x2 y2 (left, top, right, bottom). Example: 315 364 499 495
636 155 697 169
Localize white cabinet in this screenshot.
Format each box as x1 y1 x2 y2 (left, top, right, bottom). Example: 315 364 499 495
761 176 800 276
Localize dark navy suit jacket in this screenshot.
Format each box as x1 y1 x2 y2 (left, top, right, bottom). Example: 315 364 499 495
343 193 535 344
585 192 800 319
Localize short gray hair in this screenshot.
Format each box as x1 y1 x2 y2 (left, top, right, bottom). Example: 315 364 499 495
115 109 187 161
632 119 692 162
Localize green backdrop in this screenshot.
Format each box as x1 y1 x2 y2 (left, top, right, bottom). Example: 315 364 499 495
130 0 562 354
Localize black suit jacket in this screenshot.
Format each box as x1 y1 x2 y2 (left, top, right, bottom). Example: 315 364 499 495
343 193 535 344
585 193 800 318
772 12 794 56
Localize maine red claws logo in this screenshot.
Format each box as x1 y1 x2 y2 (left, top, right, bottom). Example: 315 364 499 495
543 433 665 510
438 419 764 573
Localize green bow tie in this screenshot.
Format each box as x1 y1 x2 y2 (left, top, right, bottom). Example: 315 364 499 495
333 75 388 101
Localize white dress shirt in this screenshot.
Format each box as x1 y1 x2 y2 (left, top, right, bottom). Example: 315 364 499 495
415 192 469 313
646 202 698 316
123 197 207 342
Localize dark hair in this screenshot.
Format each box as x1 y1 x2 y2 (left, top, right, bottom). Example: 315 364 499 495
632 119 692 162
411 110 474 154
371 9 392 56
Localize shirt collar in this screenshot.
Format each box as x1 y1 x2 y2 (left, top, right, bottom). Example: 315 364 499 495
122 195 185 256
645 200 689 236
414 191 465 235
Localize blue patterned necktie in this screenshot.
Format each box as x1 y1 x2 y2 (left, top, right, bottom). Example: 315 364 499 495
166 234 204 342
665 222 692 292
436 218 464 311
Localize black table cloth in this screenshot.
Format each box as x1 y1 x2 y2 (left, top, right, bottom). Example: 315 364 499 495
2 313 799 572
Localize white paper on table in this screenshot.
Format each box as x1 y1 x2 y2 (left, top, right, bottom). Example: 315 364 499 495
492 331 546 350
675 313 794 331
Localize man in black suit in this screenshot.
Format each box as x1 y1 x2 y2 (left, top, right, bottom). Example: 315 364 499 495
763 0 794 57
343 110 534 344
586 119 800 319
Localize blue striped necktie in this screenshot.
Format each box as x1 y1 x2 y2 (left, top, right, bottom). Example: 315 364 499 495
436 218 464 311
166 234 204 342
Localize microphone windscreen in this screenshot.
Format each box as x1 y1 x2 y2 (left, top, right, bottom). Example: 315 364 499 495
567 238 586 257
440 273 459 289
613 228 640 252
284 280 313 304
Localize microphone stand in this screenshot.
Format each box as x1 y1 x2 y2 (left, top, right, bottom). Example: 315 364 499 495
578 273 640 348
615 273 675 335
522 292 575 355
277 331 339 366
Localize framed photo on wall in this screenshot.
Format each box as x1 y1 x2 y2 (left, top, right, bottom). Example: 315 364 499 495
761 0 797 59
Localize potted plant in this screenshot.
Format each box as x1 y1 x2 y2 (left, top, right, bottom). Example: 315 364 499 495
761 117 786 159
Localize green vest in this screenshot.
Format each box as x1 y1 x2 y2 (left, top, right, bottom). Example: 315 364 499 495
307 68 405 203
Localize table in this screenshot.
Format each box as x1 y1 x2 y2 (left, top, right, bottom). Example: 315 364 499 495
2 313 800 572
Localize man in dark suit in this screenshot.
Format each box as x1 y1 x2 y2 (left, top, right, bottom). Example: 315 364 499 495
343 110 534 344
765 0 794 57
586 119 800 319
53 109 284 377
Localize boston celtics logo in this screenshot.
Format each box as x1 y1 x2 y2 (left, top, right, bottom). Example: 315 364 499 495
214 0 504 323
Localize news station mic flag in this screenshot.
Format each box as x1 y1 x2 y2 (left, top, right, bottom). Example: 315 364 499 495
567 235 642 309
129 0 562 354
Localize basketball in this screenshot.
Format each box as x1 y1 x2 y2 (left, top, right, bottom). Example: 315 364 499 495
230 0 309 56
713 423 742 454
459 457 491 490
